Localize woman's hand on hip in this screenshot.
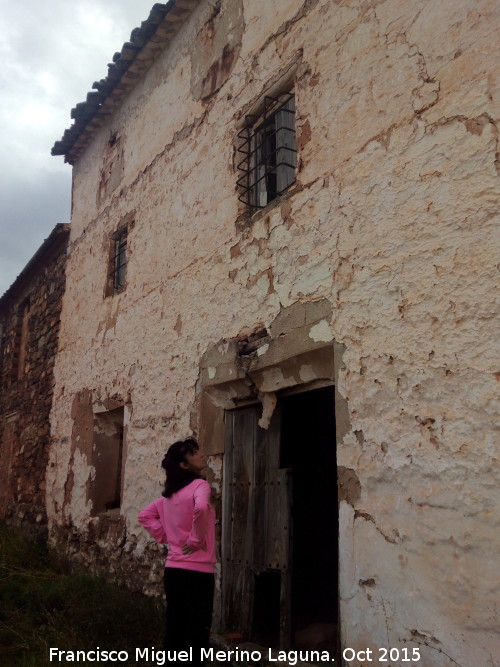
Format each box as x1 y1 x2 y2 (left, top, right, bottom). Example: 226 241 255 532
182 543 196 555
182 542 207 554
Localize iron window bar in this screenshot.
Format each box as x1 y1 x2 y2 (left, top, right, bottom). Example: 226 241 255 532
237 92 296 209
110 229 127 290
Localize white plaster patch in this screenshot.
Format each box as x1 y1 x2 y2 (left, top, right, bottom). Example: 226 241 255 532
208 366 216 379
134 542 145 558
339 501 356 603
256 367 297 392
216 341 230 355
207 455 222 494
257 343 269 356
298 364 317 383
309 319 333 342
124 403 132 425
258 391 277 429
69 450 93 521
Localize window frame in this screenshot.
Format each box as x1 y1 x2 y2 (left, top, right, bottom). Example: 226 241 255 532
105 222 130 297
237 91 297 210
111 227 127 291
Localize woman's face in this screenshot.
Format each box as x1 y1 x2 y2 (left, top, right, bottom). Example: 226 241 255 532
181 448 207 474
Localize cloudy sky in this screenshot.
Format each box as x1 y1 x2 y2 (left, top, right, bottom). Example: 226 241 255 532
0 0 158 296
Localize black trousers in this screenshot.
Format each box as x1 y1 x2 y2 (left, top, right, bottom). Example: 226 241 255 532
163 567 214 666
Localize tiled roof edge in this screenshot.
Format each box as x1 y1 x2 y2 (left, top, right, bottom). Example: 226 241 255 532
51 0 199 165
0 224 71 309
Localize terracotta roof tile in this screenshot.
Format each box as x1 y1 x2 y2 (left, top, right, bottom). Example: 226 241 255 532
52 0 199 165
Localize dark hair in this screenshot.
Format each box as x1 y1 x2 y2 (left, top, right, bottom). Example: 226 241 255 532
161 437 201 498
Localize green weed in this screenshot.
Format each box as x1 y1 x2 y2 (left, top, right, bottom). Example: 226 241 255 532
0 523 163 666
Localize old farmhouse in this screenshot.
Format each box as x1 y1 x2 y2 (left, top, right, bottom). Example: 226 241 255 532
47 0 499 664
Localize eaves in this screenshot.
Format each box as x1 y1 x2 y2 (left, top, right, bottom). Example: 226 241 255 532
51 0 200 165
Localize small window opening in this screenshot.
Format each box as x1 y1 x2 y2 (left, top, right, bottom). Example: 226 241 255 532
10 298 31 382
237 92 296 209
90 407 125 516
109 227 127 292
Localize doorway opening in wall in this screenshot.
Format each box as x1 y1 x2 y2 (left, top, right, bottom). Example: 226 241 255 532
281 386 338 651
89 407 125 516
222 385 338 652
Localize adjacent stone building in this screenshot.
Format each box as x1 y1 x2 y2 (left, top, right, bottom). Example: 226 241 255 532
50 1 499 664
0 223 70 527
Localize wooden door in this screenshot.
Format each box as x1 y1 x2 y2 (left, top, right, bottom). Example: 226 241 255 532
223 405 292 646
222 407 257 635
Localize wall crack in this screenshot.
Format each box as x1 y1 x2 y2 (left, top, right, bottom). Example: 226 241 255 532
354 510 401 544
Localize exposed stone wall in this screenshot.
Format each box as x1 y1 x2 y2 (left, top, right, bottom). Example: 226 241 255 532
0 227 69 526
49 1 499 664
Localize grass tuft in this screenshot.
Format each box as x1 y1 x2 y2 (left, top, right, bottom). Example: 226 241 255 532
0 523 163 666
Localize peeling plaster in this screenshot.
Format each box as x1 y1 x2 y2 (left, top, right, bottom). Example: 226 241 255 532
207 455 222 495
257 391 277 430
190 0 244 101
256 342 269 356
309 319 333 342
68 449 93 521
298 364 318 383
49 0 499 660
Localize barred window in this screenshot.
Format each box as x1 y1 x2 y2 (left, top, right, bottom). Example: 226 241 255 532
110 227 127 291
237 92 296 209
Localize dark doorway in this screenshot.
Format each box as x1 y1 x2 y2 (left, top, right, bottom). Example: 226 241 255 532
253 571 281 647
223 385 338 651
281 386 338 650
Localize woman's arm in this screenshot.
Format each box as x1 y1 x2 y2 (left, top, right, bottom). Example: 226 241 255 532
138 500 168 543
185 481 212 550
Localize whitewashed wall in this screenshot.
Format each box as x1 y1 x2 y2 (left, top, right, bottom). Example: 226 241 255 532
48 1 500 664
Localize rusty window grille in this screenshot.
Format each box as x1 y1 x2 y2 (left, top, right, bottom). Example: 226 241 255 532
237 92 296 209
110 227 127 290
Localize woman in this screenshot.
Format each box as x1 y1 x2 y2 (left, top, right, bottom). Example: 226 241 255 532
138 438 215 664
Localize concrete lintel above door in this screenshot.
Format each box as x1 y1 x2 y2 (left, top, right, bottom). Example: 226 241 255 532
196 300 351 455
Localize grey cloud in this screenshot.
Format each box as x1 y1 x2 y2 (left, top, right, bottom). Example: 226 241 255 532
0 168 71 296
0 0 155 296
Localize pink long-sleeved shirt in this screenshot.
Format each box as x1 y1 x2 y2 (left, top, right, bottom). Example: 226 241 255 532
138 479 216 573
